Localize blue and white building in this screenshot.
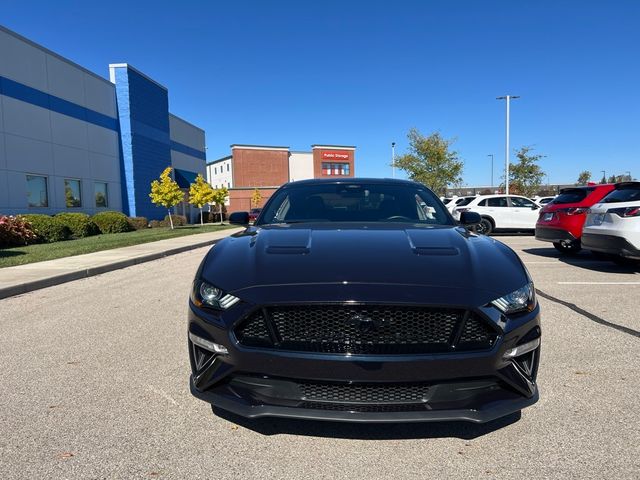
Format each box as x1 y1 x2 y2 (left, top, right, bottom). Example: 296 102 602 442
0 25 206 221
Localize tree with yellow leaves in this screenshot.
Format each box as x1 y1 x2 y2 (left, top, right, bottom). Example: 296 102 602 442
149 167 184 229
211 187 229 225
188 174 215 226
251 188 262 209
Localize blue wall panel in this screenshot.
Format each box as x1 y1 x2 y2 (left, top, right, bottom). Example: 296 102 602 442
113 66 172 220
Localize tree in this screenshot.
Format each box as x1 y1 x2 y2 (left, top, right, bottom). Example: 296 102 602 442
507 146 546 198
576 171 591 185
149 167 184 229
251 188 262 209
211 187 229 225
188 174 215 226
392 128 463 195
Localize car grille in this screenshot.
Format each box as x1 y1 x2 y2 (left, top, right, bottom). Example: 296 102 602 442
299 381 429 404
234 305 498 354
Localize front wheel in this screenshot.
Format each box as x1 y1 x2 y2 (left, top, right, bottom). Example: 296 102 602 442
475 218 493 235
553 240 582 254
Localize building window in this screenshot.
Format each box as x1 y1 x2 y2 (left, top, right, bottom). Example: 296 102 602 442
227 163 230 172
322 162 350 176
64 179 82 208
26 175 48 207
214 167 217 175
95 182 108 208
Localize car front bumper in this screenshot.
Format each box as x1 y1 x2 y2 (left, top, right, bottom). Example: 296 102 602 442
188 299 541 423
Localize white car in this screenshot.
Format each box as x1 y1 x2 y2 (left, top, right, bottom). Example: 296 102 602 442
446 195 476 213
582 182 640 261
453 194 541 235
534 196 555 206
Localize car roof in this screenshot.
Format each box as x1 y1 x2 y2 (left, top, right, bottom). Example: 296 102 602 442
282 177 427 188
614 181 640 189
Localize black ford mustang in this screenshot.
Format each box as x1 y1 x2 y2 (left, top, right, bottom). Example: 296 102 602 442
188 179 540 423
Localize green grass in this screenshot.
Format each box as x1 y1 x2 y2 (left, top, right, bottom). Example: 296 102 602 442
0 224 236 268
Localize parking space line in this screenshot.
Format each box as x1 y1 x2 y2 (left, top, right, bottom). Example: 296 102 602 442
557 282 640 285
536 289 640 338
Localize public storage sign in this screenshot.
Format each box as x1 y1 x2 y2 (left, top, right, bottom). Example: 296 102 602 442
321 151 350 160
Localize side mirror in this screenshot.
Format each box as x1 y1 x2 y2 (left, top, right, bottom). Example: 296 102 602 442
531 204 540 210
229 211 250 225
460 211 481 226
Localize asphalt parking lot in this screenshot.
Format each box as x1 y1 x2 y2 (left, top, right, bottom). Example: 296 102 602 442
0 235 638 479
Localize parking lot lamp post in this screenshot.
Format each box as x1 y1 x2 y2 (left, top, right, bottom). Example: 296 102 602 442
488 154 494 187
391 142 396 179
601 170 606 183
626 171 632 181
496 95 520 194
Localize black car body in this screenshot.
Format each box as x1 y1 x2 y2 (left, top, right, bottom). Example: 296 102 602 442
188 179 541 423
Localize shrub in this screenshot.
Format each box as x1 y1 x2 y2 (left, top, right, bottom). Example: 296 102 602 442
55 212 98 238
149 220 164 228
22 214 71 243
0 215 38 247
127 216 149 230
164 214 188 227
91 211 131 234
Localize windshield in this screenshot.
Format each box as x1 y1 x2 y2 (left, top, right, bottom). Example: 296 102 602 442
552 188 593 204
257 182 454 226
602 184 640 203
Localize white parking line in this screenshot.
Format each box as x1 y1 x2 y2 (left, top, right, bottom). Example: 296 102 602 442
557 282 640 285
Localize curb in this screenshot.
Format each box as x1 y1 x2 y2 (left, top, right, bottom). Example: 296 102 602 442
0 236 221 300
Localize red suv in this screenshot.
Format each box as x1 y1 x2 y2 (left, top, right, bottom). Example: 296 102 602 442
535 184 615 253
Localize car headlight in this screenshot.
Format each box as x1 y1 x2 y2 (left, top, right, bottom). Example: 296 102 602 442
191 280 240 310
491 282 536 315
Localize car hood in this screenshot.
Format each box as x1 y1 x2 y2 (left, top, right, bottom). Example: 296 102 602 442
200 224 528 304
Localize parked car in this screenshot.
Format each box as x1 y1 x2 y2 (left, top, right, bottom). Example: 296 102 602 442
248 208 262 223
446 195 476 213
535 184 615 253
582 182 640 262
453 194 540 235
533 196 555 206
188 178 540 423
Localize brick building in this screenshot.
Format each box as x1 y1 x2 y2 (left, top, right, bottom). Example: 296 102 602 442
206 144 356 212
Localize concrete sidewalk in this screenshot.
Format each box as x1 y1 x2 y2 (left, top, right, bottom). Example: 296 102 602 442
0 227 243 300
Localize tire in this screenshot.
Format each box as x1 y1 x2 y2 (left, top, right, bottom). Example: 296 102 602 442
476 218 493 235
553 240 582 254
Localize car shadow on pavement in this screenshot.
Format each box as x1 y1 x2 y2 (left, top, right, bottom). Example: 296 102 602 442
212 406 521 439
522 247 639 274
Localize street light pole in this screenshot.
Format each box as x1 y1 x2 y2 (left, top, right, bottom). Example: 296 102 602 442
601 170 606 183
391 142 396 179
496 95 520 194
488 154 494 188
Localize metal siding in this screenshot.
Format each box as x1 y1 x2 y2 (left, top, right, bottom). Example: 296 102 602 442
113 66 171 220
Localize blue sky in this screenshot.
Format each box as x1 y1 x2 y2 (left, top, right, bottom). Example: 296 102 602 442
2 0 639 185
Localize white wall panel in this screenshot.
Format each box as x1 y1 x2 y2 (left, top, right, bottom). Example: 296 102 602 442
171 150 205 175
0 29 48 91
1 96 52 142
87 124 118 156
84 73 117 118
6 170 28 209
169 114 205 150
0 170 9 209
50 111 89 150
0 133 6 170
289 152 314 181
45 54 86 106
52 144 90 178
4 133 54 174
90 152 120 183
